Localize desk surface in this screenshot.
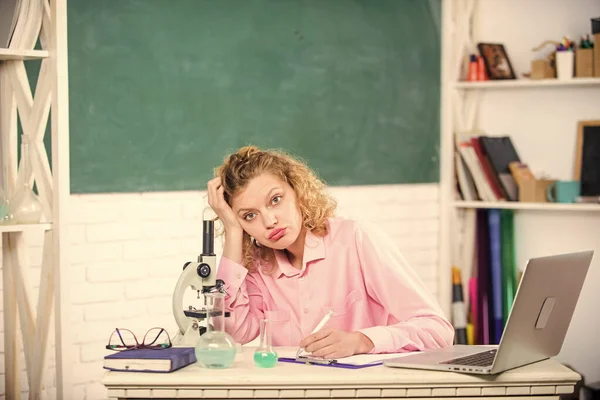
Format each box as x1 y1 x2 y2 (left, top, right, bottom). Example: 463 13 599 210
102 347 580 399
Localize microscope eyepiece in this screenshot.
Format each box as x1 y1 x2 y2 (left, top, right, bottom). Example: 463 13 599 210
202 220 215 256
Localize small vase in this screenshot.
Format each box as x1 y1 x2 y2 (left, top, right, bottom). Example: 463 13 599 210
10 141 43 224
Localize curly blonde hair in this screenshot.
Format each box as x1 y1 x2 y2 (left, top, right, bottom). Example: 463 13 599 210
214 145 337 271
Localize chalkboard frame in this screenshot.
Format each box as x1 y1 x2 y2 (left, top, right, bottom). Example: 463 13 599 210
574 120 600 196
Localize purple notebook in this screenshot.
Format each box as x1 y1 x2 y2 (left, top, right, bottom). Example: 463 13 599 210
104 347 196 373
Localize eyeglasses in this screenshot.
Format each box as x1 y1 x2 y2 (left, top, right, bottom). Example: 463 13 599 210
106 327 172 351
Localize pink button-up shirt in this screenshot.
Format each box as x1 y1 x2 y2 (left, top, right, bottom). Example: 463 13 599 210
217 217 454 353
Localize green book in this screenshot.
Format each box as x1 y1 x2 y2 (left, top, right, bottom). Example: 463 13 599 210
500 210 517 325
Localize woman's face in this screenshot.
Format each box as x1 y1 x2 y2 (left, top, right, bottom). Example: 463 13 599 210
231 173 303 250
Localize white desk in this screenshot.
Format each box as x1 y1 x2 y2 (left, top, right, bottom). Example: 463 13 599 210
102 347 580 399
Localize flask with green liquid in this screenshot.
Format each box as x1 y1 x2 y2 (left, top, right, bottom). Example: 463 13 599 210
254 318 278 368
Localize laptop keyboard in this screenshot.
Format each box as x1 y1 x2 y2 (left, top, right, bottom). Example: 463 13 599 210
440 349 497 367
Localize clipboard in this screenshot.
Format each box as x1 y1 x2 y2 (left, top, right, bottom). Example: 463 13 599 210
278 355 383 369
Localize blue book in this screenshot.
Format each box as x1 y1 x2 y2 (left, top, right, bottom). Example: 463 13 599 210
104 347 196 373
487 209 503 344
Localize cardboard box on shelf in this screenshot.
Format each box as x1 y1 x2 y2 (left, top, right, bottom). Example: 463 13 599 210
518 179 556 203
594 33 600 77
576 48 594 77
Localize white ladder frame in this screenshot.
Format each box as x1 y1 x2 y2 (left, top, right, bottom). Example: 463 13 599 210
0 0 71 398
439 0 480 316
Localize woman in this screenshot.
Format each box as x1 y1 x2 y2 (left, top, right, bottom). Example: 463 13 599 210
208 145 453 359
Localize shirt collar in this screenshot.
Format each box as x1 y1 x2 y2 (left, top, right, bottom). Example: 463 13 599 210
273 229 326 279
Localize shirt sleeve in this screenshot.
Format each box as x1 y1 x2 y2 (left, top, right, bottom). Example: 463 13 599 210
353 220 455 353
216 256 263 345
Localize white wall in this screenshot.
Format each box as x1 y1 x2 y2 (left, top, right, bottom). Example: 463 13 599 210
474 0 600 384
0 183 441 399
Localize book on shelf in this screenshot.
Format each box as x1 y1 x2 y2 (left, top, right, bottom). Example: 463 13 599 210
0 0 44 50
470 137 507 201
0 0 21 47
475 210 491 345
460 208 517 346
455 132 498 202
454 132 522 202
576 196 600 203
104 347 197 373
478 136 520 201
454 150 478 201
487 209 503 345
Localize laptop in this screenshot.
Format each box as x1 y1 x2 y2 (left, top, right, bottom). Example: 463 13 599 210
384 250 593 375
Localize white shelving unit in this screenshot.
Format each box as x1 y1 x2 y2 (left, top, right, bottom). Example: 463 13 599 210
0 223 52 233
453 77 600 90
0 48 49 60
0 0 71 397
438 0 600 316
453 201 600 212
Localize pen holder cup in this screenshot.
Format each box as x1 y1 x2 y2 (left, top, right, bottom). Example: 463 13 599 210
556 51 574 80
518 179 556 203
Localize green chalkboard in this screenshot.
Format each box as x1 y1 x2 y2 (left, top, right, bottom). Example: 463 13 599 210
67 0 441 193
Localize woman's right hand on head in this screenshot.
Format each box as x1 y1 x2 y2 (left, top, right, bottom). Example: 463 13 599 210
207 177 242 233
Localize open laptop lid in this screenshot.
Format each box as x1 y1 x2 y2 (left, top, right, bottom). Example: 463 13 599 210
491 250 593 374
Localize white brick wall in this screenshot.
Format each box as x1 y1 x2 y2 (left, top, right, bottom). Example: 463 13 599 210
0 183 441 399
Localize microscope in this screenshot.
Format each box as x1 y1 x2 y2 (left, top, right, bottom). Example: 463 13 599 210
171 219 230 347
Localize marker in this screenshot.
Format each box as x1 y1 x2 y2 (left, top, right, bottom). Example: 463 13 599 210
451 266 468 345
467 54 478 81
296 309 334 357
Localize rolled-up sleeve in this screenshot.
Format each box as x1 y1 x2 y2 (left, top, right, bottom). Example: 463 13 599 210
216 257 263 344
354 221 455 353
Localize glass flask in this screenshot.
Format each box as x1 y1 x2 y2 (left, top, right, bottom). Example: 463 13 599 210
254 318 278 368
10 140 43 224
194 292 237 369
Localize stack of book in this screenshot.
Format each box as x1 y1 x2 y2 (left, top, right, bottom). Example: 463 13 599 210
454 132 522 202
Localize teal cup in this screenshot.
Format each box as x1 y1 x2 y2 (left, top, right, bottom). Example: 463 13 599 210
546 180 580 203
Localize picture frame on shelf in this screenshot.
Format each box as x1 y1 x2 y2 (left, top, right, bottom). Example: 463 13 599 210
477 43 516 80
574 120 600 197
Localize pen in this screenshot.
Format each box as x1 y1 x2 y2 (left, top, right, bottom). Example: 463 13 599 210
311 309 334 334
296 309 334 357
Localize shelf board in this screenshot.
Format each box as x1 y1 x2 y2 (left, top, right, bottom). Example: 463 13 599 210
453 201 600 212
0 223 52 233
453 77 600 90
0 48 49 60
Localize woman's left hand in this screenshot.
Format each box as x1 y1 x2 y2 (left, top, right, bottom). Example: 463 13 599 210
299 328 375 359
